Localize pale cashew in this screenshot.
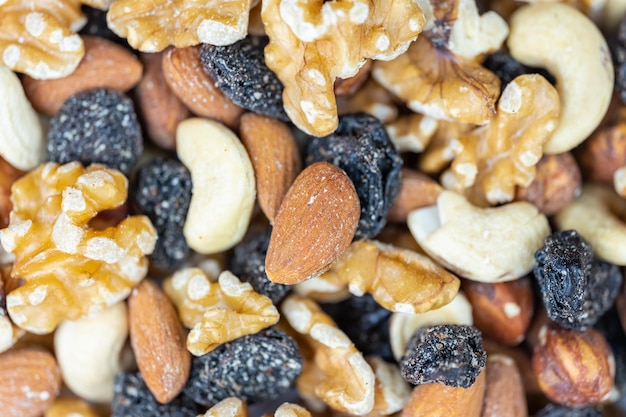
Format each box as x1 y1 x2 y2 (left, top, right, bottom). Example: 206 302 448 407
0 66 45 170
554 184 626 265
177 118 256 254
507 2 613 154
54 302 128 403
407 191 550 282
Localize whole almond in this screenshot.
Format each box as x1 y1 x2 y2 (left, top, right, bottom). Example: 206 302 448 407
265 162 360 285
0 349 61 417
129 279 191 404
163 46 243 128
482 355 527 417
387 168 441 223
240 113 302 223
22 36 142 116
135 51 190 150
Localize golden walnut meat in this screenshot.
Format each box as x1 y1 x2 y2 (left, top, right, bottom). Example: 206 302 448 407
163 268 279 356
441 74 560 206
106 0 254 52
262 0 425 136
0 0 85 79
0 162 157 334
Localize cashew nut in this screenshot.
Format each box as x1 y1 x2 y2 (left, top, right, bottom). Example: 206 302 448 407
407 191 550 282
0 66 45 170
554 184 626 265
54 302 128 402
507 3 613 154
177 118 256 254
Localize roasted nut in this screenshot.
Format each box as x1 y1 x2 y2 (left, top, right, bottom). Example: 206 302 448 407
614 166 626 197
554 184 626 265
320 240 460 314
0 348 61 417
508 2 614 154
1 162 156 334
440 74 559 206
163 268 279 356
282 295 376 415
576 121 626 184
0 266 23 354
463 277 534 346
262 0 424 136
408 191 550 282
177 118 255 255
0 0 85 79
54 302 128 403
387 168 442 224
418 120 475 175
201 397 247 417
335 59 373 96
389 292 473 361
481 354 527 417
337 78 399 123
483 339 542 398
22 35 143 116
107 0 253 52
240 113 302 223
367 356 411 416
162 46 243 129
515 152 582 216
293 274 350 303
44 398 99 417
0 66 45 171
386 114 438 154
533 324 615 407
0 157 24 229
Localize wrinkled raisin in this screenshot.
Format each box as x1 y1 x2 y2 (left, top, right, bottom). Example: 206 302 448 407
483 52 556 92
47 88 143 175
200 36 288 121
535 404 603 417
79 6 127 45
534 230 623 331
112 372 202 417
306 113 403 239
131 157 192 272
399 324 486 388
183 328 302 407
229 229 290 304
615 16 626 104
321 294 393 362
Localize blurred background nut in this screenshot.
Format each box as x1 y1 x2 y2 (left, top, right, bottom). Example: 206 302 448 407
481 354 527 417
44 398 99 417
54 302 128 403
367 357 411 416
334 59 373 97
533 324 615 407
387 168 442 224
200 397 247 417
0 266 24 354
337 78 399 123
576 122 626 184
508 2 614 154
0 156 25 229
385 115 439 154
515 153 582 216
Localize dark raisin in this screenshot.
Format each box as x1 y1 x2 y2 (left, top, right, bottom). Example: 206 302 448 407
482 52 527 92
112 372 202 417
305 113 403 239
229 230 290 304
534 230 623 331
47 88 142 175
131 158 192 272
79 6 128 46
594 310 626 400
321 294 393 362
183 328 302 406
399 324 486 388
615 16 626 104
200 36 289 121
535 404 604 417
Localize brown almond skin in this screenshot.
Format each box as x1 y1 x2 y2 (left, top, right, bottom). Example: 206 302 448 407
0 156 25 228
0 349 61 417
135 51 190 150
334 59 372 96
533 325 614 407
387 168 441 223
402 369 486 417
162 46 243 129
240 113 302 223
129 280 191 404
265 162 360 285
482 355 528 417
575 122 626 183
22 36 142 116
463 277 534 346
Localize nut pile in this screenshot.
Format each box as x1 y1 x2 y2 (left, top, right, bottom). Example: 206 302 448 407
1 0 626 417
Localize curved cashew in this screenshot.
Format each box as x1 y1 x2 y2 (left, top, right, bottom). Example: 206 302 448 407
408 191 550 282
507 3 613 154
554 184 626 265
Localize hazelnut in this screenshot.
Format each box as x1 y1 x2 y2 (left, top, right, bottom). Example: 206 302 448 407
576 122 626 184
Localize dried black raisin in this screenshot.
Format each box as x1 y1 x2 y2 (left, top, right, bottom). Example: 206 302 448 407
321 294 393 362
200 36 289 121
47 88 143 175
306 113 403 239
483 52 556 92
112 372 202 417
183 328 302 407
229 229 290 304
399 324 486 388
535 404 604 417
534 230 623 331
79 6 128 45
131 157 192 272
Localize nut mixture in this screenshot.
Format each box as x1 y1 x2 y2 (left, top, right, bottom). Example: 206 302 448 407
2 1 626 417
